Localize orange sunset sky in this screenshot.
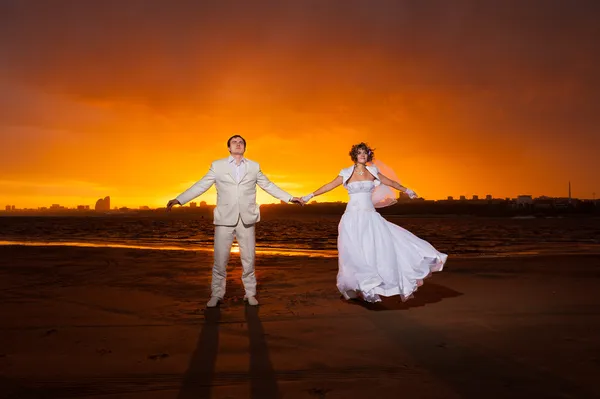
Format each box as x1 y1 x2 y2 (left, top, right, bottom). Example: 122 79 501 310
1 1 599 208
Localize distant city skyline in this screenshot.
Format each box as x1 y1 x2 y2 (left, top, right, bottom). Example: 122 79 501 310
2 178 592 210
2 182 596 210
2 190 596 212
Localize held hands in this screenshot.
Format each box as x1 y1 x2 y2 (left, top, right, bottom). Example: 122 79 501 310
166 199 180 211
301 193 314 204
290 197 305 205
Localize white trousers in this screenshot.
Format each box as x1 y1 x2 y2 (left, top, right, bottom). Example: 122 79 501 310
211 217 256 299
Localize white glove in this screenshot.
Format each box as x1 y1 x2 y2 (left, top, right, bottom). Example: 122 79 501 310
301 193 315 203
405 188 418 199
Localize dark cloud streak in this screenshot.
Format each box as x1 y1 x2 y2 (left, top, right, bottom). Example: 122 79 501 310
1 1 598 101
0 1 598 150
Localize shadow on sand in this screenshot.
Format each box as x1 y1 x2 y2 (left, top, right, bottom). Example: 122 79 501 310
177 307 221 399
343 282 464 311
177 304 280 399
245 304 280 398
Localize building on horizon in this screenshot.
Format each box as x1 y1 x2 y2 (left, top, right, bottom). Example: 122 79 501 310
397 191 413 202
95 196 111 211
516 195 533 207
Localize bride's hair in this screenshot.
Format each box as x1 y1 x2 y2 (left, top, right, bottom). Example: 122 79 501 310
349 142 374 162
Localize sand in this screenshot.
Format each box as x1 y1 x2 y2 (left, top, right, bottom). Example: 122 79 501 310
0 246 599 398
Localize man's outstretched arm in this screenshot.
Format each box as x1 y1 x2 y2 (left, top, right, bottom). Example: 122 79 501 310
166 163 217 210
256 167 302 204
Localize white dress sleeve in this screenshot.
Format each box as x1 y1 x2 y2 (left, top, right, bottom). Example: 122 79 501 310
366 165 381 186
338 166 354 186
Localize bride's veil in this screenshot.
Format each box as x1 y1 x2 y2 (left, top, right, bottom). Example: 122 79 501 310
371 159 400 208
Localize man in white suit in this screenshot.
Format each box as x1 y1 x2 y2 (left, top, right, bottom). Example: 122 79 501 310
166 135 302 307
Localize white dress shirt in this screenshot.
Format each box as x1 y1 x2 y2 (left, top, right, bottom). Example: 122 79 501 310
228 155 246 183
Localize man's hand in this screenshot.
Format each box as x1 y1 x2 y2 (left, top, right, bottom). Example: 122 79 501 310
290 197 305 205
166 199 181 211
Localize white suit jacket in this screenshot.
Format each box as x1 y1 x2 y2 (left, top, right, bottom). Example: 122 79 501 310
176 157 292 226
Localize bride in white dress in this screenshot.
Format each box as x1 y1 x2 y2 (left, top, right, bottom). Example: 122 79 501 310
302 143 447 303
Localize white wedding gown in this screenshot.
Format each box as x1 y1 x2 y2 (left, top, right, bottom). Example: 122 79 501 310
337 180 447 302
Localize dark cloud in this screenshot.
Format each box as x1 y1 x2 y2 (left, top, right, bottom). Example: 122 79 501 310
1 0 598 109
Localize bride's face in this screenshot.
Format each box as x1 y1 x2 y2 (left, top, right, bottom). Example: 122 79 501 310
356 149 368 164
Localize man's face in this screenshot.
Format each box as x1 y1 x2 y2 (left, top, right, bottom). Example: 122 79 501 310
229 137 246 155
